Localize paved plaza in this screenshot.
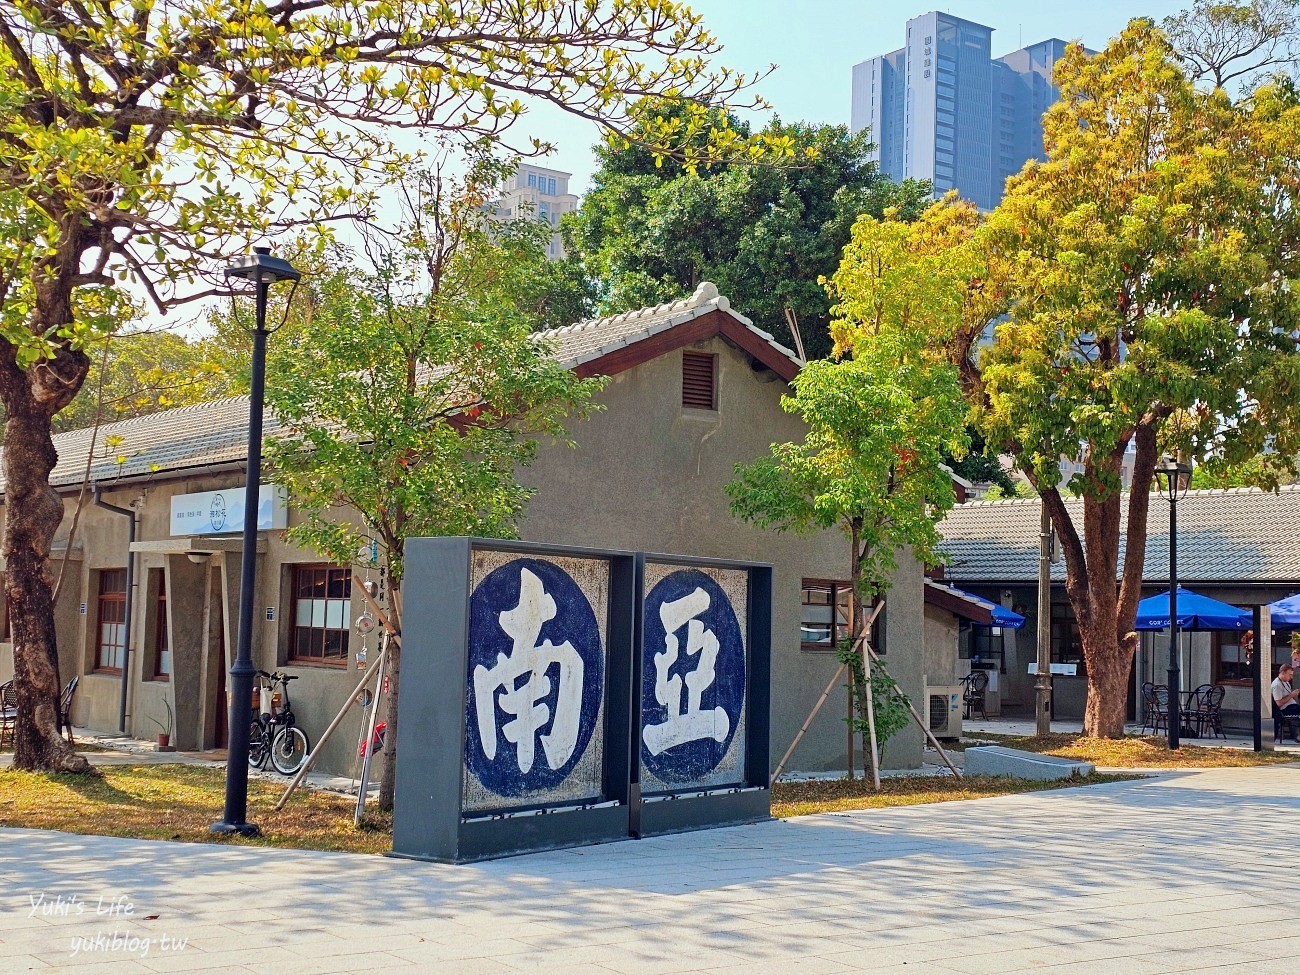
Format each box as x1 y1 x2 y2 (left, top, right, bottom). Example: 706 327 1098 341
4 765 1299 975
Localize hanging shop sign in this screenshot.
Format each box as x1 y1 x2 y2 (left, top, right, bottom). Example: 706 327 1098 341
169 484 289 537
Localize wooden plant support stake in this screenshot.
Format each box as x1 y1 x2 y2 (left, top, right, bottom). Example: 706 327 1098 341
354 632 388 825
859 623 882 791
352 574 401 645
864 640 963 779
274 576 399 812
771 601 885 786
275 642 387 812
772 663 848 785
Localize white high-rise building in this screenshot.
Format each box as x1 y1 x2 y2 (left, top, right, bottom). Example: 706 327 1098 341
496 163 579 260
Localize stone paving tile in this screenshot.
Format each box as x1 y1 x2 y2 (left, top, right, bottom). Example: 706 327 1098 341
5 766 1300 974
10 955 51 972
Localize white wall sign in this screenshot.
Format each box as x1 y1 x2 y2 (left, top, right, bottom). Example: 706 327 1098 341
1027 662 1079 676
170 485 288 537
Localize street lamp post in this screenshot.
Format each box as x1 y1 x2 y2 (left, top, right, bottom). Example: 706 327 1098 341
1154 454 1192 752
212 246 301 837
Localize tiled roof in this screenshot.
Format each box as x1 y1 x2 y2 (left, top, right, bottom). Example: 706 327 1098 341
939 486 1300 585
544 281 801 372
3 283 802 493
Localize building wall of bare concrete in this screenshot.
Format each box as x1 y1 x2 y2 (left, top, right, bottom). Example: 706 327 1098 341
519 335 926 772
924 605 961 688
2 331 931 776
4 475 375 778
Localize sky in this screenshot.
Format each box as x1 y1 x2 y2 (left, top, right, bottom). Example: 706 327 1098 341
511 0 1191 194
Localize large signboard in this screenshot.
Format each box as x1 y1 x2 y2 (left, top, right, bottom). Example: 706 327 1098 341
633 556 770 838
392 538 770 864
169 485 288 537
463 552 610 812
640 564 748 791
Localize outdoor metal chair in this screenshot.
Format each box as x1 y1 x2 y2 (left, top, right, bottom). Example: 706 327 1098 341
1273 700 1300 744
58 675 79 743
1198 684 1227 740
1184 684 1213 739
1139 682 1156 733
962 670 989 721
0 680 16 749
1145 684 1170 736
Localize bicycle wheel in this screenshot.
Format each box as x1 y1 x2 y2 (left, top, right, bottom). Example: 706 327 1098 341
247 719 269 770
270 725 309 775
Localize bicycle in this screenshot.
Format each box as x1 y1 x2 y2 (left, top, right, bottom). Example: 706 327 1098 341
249 670 310 775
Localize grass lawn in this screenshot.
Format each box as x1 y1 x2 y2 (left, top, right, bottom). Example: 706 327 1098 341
964 732 1299 768
771 772 1135 818
0 761 1141 855
1 740 108 754
0 764 391 854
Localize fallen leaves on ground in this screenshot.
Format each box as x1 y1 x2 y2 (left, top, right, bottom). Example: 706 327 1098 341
964 732 1298 768
771 772 1136 818
0 764 391 854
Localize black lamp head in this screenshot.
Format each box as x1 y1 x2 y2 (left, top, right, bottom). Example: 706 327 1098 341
1155 454 1193 502
225 245 302 284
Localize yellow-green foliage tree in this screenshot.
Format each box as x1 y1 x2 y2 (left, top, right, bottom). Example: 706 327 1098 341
728 201 970 773
0 0 788 772
834 20 1300 738
978 21 1300 737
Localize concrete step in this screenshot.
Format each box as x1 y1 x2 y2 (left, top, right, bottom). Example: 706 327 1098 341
964 745 1095 781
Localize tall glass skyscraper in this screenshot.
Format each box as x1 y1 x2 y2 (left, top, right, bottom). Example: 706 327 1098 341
851 12 1069 210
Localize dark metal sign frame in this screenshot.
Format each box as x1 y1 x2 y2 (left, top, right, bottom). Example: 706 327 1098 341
392 537 770 863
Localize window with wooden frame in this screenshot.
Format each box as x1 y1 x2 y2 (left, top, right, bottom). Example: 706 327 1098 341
95 568 128 673
290 564 351 666
800 580 885 654
151 570 171 680
681 351 717 411
1213 630 1250 685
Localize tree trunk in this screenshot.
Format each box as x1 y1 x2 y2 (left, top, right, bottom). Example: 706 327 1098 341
846 524 877 781
1 358 90 773
377 591 402 811
1080 623 1133 738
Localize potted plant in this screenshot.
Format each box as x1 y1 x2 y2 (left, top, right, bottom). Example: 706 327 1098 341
149 700 175 752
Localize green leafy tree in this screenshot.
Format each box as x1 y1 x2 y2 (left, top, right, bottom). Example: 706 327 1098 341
1190 453 1300 488
265 157 603 810
568 119 932 358
866 21 1300 738
727 324 967 776
981 480 1037 501
945 428 1017 495
55 329 229 434
0 0 788 772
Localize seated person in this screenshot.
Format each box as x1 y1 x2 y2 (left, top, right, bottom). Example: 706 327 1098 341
1272 663 1300 743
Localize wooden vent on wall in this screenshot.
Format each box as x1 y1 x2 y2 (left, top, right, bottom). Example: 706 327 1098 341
681 352 717 410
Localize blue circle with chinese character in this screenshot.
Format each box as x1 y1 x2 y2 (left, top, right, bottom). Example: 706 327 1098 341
641 569 746 786
465 558 604 798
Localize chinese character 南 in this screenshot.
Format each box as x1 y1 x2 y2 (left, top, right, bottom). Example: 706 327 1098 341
472 567 584 774
643 586 730 756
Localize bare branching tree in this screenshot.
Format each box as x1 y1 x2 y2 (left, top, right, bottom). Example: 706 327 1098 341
1165 0 1299 88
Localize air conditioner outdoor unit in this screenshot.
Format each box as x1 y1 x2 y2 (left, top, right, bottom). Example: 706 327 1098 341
926 684 963 739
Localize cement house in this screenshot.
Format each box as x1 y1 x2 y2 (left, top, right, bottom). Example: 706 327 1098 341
0 283 943 777
939 488 1300 728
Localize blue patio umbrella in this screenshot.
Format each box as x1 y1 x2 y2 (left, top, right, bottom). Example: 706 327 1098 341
1266 593 1300 627
1134 587 1251 631
985 601 1026 630
941 584 1026 629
